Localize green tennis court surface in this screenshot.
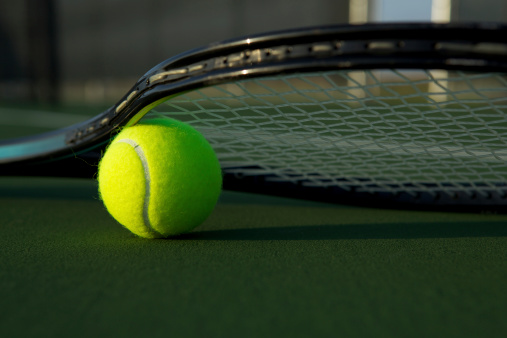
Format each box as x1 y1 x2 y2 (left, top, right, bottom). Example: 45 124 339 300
1 176 506 337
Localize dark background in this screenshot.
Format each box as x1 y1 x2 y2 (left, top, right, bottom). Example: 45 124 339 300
1 0 506 106
0 0 351 105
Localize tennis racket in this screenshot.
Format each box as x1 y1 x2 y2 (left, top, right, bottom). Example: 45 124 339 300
1 23 507 212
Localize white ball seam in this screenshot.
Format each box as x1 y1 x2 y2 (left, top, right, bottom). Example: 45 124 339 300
116 138 160 236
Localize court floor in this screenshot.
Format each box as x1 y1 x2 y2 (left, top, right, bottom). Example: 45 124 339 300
0 175 506 337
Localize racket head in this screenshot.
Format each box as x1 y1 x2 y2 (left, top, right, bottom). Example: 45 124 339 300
2 23 507 211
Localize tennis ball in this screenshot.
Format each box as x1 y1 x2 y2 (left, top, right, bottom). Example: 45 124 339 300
98 118 222 238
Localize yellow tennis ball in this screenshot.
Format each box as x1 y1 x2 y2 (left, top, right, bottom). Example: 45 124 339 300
98 118 222 238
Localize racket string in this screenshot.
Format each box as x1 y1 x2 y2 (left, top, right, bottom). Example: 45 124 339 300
145 69 507 199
